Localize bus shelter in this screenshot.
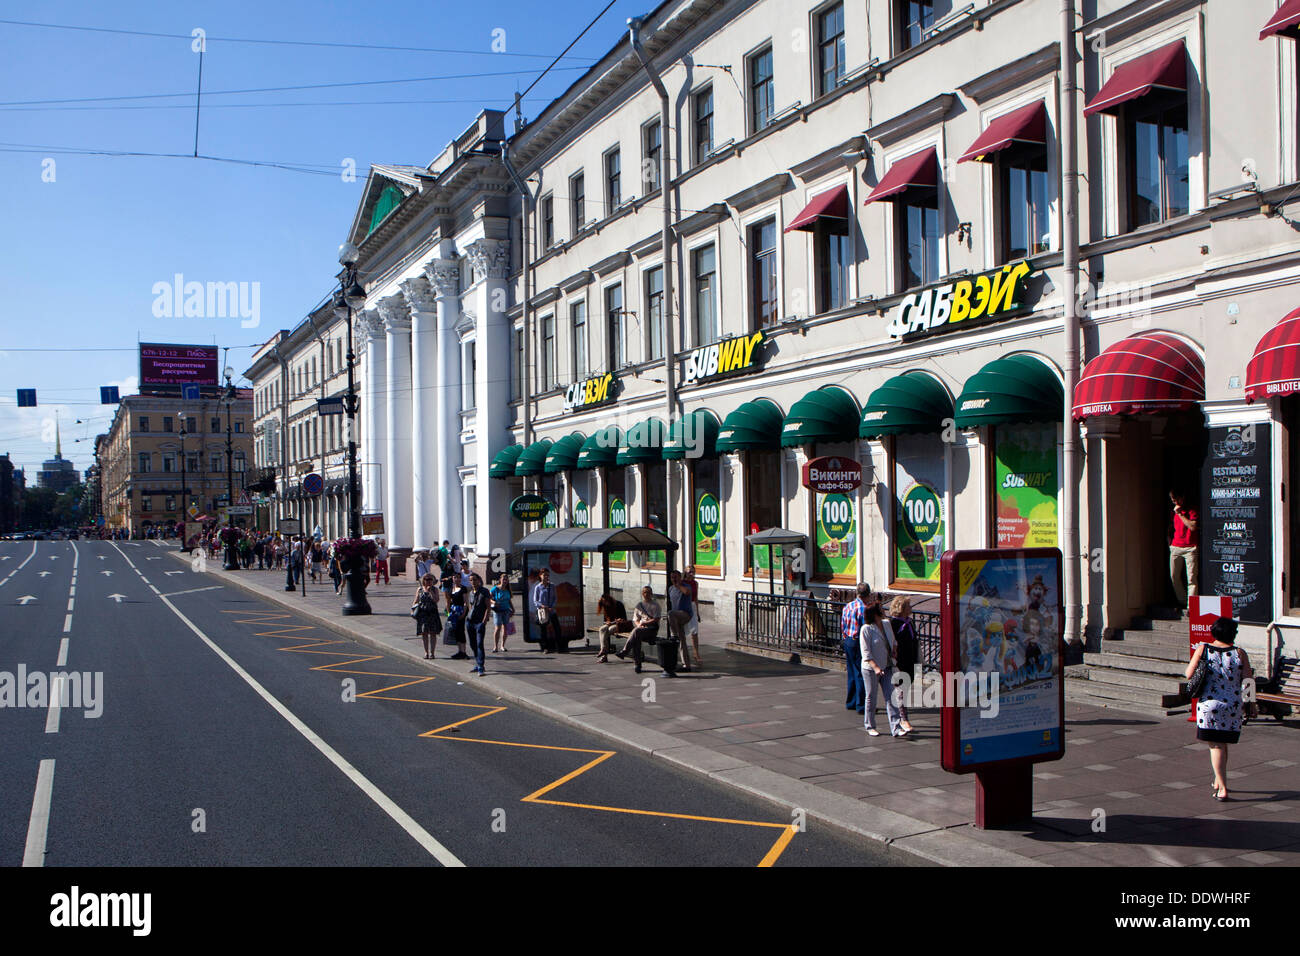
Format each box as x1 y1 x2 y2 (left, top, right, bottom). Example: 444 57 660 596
515 526 679 647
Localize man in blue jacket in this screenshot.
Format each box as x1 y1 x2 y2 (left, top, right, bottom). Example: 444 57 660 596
532 568 562 654
841 582 871 714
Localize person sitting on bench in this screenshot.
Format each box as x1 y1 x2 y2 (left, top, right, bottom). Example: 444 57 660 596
595 593 631 663
616 586 660 674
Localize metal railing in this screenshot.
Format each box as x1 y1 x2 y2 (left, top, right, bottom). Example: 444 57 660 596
735 591 940 670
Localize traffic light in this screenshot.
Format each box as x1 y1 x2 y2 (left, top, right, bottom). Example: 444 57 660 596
16 389 36 407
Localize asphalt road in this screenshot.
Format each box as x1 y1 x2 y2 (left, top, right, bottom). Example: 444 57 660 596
1 539 909 867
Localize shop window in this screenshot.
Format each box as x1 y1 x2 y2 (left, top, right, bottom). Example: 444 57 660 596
745 448 782 572
643 120 661 193
693 86 714 166
692 244 719 346
210 453 223 474
186 416 196 433
463 486 477 546
604 147 621 210
891 433 946 590
1287 397 1300 614
211 417 220 433
541 315 556 390
605 466 628 569
571 299 587 379
990 423 1058 548
815 221 851 313
645 266 664 361
692 458 723 576
897 196 939 290
749 218 779 327
817 3 846 97
999 150 1050 261
644 460 667 566
540 194 555 249
606 284 625 369
896 0 935 53
138 452 151 473
234 452 245 474
187 454 199 473
1125 97 1189 228
748 45 775 134
570 171 586 232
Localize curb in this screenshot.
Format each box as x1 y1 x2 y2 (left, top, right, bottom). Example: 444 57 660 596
172 550 1044 867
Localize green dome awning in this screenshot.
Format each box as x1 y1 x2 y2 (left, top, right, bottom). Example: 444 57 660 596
489 444 525 479
954 354 1063 428
780 386 859 448
515 438 554 477
716 399 784 452
575 426 623 470
616 418 667 465
543 432 587 473
860 373 954 438
663 410 721 460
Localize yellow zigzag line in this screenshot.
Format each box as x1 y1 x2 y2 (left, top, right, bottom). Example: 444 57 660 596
222 609 798 866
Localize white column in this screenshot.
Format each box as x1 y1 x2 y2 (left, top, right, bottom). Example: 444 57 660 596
425 258 462 546
402 276 439 549
380 295 414 550
465 238 512 553
359 310 387 517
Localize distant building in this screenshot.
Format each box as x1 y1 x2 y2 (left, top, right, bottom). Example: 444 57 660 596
36 421 78 493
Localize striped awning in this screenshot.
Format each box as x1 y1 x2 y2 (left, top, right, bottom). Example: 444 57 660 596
1072 332 1204 419
1245 306 1300 402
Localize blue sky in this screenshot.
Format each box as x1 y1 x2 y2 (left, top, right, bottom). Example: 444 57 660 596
0 0 645 476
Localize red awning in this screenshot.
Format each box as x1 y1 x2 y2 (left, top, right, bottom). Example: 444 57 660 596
1072 331 1205 419
1262 0 1300 39
863 148 938 204
1083 40 1187 117
785 185 849 233
1246 306 1300 401
957 101 1048 164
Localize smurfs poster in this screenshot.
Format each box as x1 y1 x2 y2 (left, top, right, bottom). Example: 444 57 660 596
942 548 1065 772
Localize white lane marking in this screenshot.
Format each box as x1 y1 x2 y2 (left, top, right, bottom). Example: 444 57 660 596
148 585 160 595
0 540 38 588
70 539 78 569
68 587 75 596
45 677 62 734
139 577 150 585
66 598 74 612
107 542 464 868
161 586 224 597
22 760 55 867
62 614 72 633
57 638 68 667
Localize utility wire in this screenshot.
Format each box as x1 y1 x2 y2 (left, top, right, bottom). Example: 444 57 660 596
516 0 619 102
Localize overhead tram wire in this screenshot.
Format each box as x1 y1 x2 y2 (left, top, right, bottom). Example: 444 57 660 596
512 0 620 105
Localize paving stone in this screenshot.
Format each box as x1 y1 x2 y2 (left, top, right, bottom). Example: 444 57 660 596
1134 753 1165 761
1086 764 1116 772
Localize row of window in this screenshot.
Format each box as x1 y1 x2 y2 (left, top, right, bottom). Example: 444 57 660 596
137 415 244 434
136 452 244 474
255 338 350 418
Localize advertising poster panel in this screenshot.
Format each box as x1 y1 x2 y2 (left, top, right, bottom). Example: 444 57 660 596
941 548 1065 772
524 550 584 645
894 437 944 584
993 423 1058 548
694 490 722 572
1201 424 1272 624
607 496 627 566
814 492 857 581
139 344 219 387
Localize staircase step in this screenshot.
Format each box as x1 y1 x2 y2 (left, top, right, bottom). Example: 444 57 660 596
1102 637 1187 661
1130 617 1191 637
1068 665 1185 694
1147 605 1190 621
1063 674 1185 709
1063 686 1184 719
1113 627 1187 648
1084 652 1188 676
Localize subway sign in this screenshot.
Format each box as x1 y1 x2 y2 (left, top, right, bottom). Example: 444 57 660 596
887 261 1034 340
682 331 766 385
564 372 615 410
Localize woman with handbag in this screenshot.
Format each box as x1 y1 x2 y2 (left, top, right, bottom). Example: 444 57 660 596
888 595 917 734
445 581 468 659
490 573 514 653
411 574 443 659
1186 616 1252 801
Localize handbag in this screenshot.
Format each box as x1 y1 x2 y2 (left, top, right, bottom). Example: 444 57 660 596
506 619 516 636
537 606 550 625
1187 647 1211 698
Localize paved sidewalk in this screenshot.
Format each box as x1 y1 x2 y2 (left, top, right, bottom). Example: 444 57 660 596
178 552 1300 867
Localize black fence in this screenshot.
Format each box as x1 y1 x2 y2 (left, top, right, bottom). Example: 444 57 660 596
734 591 941 670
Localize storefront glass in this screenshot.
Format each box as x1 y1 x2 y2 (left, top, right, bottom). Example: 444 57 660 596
644 461 667 566
692 458 722 575
605 466 627 567
1289 398 1300 614
893 433 945 587
746 448 782 572
992 422 1058 548
571 471 591 567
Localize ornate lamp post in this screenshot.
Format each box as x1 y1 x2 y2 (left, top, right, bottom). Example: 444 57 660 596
221 367 240 571
335 241 371 615
177 409 189 550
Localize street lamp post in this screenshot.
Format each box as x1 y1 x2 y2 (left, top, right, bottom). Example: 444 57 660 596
335 241 370 615
178 410 189 550
222 368 240 571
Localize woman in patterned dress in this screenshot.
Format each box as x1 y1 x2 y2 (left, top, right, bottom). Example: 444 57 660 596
1185 617 1252 801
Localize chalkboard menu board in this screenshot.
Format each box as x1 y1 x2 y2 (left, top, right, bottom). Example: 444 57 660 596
1200 424 1272 624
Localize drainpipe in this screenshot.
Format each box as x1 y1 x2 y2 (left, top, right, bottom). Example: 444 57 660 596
274 340 290 530
630 14 677 554
1061 0 1082 651
502 129 534 449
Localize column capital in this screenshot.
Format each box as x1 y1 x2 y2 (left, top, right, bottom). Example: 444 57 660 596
360 309 386 342
400 275 437 314
378 295 411 333
465 239 510 282
424 258 461 298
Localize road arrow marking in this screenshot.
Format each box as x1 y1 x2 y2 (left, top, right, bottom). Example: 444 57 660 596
100 570 113 576
48 556 58 561
108 594 126 603
146 557 161 561
97 556 105 560
38 571 51 578
0 556 9 561
17 595 36 605
164 571 186 576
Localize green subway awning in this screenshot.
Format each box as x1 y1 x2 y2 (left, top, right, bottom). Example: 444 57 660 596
616 418 667 465
575 426 623 470
860 373 954 438
663 410 721 460
780 386 859 448
514 438 554 477
489 444 525 479
716 399 784 452
954 354 1063 428
543 432 587 473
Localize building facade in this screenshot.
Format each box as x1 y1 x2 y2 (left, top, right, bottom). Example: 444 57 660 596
101 390 254 536
265 0 1300 665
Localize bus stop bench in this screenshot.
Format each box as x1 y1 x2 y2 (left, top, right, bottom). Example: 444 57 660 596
1256 656 1299 720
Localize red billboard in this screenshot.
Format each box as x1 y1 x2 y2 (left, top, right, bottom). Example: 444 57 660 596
140 344 219 387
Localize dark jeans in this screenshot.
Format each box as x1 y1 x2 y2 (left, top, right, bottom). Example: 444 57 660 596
537 613 562 652
622 622 659 665
469 621 487 670
844 635 865 712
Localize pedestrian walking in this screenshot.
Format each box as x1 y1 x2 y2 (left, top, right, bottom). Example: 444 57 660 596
329 545 343 594
888 595 917 734
532 568 562 653
1187 617 1252 801
375 538 390 585
860 603 905 737
445 580 468 659
683 565 702 666
412 574 443 659
466 573 491 675
615 586 661 674
1168 488 1199 610
841 583 871 715
666 570 693 672
491 573 514 653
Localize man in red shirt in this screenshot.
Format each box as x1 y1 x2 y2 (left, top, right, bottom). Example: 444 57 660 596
1168 489 1198 610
